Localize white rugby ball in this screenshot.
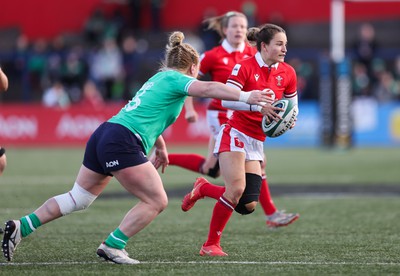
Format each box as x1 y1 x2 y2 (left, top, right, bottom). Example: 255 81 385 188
261 99 298 138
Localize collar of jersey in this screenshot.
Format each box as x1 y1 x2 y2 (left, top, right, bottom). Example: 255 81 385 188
255 52 279 70
222 39 245 54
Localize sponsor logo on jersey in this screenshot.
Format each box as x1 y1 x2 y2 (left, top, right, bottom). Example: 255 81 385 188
231 64 241 76
222 57 228 65
254 74 260 81
106 160 119 168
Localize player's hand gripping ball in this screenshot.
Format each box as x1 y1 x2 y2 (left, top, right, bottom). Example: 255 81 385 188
261 99 298 138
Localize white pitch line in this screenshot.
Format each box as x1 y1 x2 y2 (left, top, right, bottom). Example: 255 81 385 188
1 260 400 266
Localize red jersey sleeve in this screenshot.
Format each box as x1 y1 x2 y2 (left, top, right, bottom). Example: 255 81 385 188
283 64 297 98
199 51 213 76
226 62 250 90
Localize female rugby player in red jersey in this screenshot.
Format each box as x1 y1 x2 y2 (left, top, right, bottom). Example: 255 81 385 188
168 11 255 178
182 23 300 256
166 11 298 229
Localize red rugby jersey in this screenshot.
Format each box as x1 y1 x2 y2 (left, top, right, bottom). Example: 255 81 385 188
199 39 256 111
226 52 297 141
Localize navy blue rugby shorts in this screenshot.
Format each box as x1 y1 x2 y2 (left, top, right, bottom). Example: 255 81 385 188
83 122 148 176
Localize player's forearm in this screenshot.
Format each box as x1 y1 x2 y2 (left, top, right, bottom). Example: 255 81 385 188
191 81 248 102
154 135 166 150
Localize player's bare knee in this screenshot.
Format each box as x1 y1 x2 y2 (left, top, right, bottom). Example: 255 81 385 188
246 201 258 211
54 182 97 215
151 193 168 214
158 196 168 212
229 187 246 203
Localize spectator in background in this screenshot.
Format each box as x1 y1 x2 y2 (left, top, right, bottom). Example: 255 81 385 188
61 47 88 103
27 39 49 101
393 56 400 100
150 0 165 32
46 35 66 85
241 0 258 27
373 70 400 102
105 9 126 43
83 8 107 47
199 8 220 50
288 57 315 99
352 62 371 97
121 34 141 100
393 55 400 81
90 37 123 101
128 0 143 32
268 12 288 37
42 80 70 109
181 29 205 54
79 80 105 109
128 0 165 32
352 23 378 90
11 34 30 102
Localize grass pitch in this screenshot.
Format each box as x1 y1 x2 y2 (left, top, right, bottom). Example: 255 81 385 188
0 147 399 275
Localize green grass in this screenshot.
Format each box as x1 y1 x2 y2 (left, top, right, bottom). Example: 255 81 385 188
2 147 399 188
0 147 400 275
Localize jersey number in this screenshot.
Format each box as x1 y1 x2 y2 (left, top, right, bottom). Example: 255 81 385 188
124 82 154 111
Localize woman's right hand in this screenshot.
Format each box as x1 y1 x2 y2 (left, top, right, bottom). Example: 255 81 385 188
260 103 283 124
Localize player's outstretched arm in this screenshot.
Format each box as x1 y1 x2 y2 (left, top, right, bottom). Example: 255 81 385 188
188 80 269 105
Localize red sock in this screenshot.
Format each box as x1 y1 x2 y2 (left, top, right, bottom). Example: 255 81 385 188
204 196 236 246
200 183 225 200
258 176 277 216
168 154 205 173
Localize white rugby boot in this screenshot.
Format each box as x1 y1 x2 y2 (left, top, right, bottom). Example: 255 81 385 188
96 243 140 264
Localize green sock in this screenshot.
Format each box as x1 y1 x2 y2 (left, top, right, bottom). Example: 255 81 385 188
104 228 129 250
20 213 42 238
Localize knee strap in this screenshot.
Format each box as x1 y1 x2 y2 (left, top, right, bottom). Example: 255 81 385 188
54 182 97 215
235 173 262 215
207 161 220 178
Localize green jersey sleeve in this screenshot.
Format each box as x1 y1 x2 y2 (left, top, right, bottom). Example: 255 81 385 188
108 70 196 154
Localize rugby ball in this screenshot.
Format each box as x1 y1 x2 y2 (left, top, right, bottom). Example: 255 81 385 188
261 99 298 138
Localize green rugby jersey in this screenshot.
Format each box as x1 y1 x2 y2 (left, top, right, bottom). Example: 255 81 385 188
108 70 196 154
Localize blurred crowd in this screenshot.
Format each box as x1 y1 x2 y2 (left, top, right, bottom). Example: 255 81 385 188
0 8 399 107
351 23 400 102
